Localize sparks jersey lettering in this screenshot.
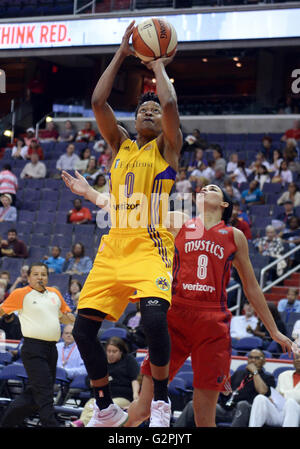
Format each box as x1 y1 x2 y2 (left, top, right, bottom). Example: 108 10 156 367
109 138 176 229
172 218 237 310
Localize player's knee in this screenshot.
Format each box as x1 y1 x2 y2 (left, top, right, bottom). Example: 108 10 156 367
140 297 169 334
72 314 99 345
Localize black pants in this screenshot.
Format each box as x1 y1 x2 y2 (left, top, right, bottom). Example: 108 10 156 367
1 337 59 427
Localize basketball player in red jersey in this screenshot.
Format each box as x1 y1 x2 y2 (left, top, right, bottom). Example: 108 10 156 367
125 184 292 427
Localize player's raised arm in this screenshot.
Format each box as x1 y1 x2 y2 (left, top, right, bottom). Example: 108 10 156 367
144 57 182 161
232 227 292 354
91 20 135 154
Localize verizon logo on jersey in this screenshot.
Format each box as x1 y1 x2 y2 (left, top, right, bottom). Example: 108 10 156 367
184 239 224 259
182 283 216 292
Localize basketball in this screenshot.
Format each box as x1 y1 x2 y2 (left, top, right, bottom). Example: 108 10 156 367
132 18 177 62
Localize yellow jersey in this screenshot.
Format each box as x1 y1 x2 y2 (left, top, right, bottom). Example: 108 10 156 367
108 137 176 230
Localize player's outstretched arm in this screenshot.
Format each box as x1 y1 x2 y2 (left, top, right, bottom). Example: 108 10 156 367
232 228 292 355
61 170 110 209
91 20 135 154
145 56 182 154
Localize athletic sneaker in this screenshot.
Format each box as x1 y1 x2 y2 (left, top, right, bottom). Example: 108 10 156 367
149 398 171 427
86 403 128 427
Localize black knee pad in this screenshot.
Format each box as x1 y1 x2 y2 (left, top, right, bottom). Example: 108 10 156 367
140 297 170 367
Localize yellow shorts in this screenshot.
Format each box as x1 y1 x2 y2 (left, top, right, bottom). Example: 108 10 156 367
77 226 175 321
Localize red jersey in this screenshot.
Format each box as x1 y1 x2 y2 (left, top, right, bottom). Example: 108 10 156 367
172 218 237 310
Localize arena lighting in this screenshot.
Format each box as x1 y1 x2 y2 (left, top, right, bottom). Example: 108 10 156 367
233 57 239 61
170 78 174 84
3 130 12 137
45 116 53 122
236 62 242 68
202 58 208 63
151 78 156 83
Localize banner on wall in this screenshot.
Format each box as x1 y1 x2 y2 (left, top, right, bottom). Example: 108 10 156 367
0 9 300 49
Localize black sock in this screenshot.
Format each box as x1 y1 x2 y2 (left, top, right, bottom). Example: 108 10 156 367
153 377 169 403
93 384 113 410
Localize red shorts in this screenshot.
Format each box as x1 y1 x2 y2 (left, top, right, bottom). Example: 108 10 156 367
140 297 232 391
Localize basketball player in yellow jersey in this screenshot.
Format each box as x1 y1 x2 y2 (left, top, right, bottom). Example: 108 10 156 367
61 20 182 427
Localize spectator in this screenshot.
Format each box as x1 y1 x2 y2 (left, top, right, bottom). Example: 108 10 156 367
269 149 283 173
280 217 300 268
20 153 46 179
42 246 65 274
175 349 275 427
9 265 29 292
211 168 231 190
187 148 208 172
189 161 214 184
0 194 17 222
241 180 264 207
283 139 298 167
63 279 82 312
82 157 98 180
56 324 87 379
116 302 147 350
230 160 251 186
224 179 241 202
0 164 18 204
190 128 208 149
0 311 22 340
254 164 271 191
249 302 287 353
26 139 44 160
229 202 252 240
291 320 300 340
254 225 284 258
212 147 226 174
58 120 76 142
11 138 27 160
71 336 140 427
56 144 80 172
39 121 59 142
275 200 297 224
76 121 96 143
63 242 93 275
261 136 275 163
75 147 92 172
24 127 36 147
0 271 12 293
277 287 300 317
230 302 258 340
175 168 192 200
0 229 28 258
272 160 293 186
249 353 300 427
277 183 300 207
281 119 300 142
97 145 112 171
93 174 109 194
0 285 6 305
67 198 92 225
226 153 238 173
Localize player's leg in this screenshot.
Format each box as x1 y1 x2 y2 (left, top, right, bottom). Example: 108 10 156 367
125 375 154 427
193 388 220 427
72 310 128 427
139 297 171 426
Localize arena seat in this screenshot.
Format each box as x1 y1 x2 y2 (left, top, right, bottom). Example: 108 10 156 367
100 327 128 343
232 336 263 352
272 366 295 381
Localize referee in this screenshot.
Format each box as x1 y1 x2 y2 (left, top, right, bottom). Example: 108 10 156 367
0 262 75 427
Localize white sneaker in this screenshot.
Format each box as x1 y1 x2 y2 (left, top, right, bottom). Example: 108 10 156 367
149 398 171 427
86 403 128 427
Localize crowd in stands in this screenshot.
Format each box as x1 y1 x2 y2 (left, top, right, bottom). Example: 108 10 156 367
0 117 300 427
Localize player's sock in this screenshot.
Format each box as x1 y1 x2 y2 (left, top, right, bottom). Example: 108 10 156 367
153 377 169 403
93 383 114 410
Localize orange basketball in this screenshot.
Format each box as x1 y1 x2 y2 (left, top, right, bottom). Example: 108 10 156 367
132 18 177 62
